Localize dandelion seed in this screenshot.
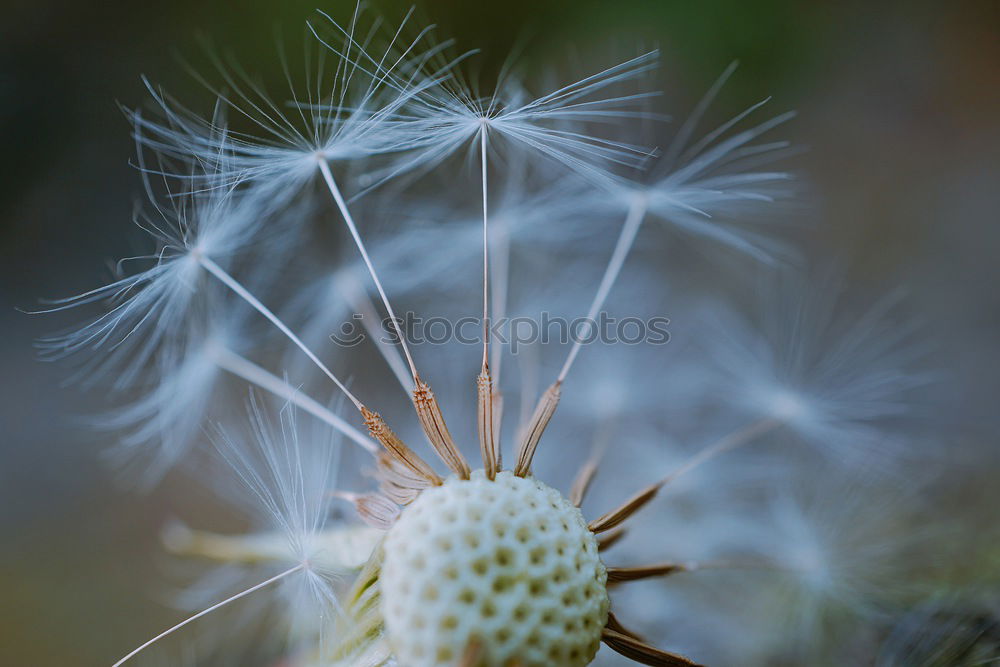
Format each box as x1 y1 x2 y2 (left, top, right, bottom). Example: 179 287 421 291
116 395 381 664
132 7 462 206
597 62 796 261
35 160 256 390
375 50 661 187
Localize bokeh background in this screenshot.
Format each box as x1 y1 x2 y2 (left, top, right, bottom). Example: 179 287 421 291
2 0 998 664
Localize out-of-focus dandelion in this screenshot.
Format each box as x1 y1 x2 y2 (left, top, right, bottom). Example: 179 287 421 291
699 269 931 469
876 600 1000 666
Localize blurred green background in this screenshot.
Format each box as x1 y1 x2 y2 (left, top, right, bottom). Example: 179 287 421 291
1 0 998 664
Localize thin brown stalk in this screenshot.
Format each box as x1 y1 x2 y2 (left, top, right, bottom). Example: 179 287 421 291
588 482 660 533
601 628 703 667
412 377 470 478
477 366 500 479
606 563 689 584
361 406 442 485
597 527 627 551
589 417 782 533
569 458 599 507
513 380 562 477
605 611 644 641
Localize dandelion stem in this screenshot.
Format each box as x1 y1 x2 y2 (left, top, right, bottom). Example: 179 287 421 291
209 344 377 453
336 274 412 394
317 159 418 386
515 195 649 471
475 126 502 478
558 195 648 383
516 341 541 436
660 416 780 486
112 563 305 666
480 126 490 370
197 254 363 410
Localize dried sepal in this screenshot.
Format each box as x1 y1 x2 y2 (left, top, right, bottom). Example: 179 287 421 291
513 380 562 477
601 627 703 667
413 377 470 478
376 452 432 505
378 479 422 506
588 481 661 533
376 452 434 490
606 562 688 584
477 368 500 480
347 543 383 614
330 544 387 664
361 406 442 485
343 492 401 530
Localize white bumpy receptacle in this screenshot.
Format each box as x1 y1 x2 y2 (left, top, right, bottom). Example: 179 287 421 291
380 470 609 666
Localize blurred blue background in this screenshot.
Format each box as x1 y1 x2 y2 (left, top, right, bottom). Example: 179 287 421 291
1 0 998 664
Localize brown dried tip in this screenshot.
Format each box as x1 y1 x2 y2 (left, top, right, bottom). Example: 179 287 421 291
569 458 599 507
513 380 562 477
413 377 470 479
477 368 500 480
588 481 661 533
361 406 442 486
601 628 704 667
606 563 689 584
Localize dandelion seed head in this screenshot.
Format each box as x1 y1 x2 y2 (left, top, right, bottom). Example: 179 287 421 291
380 470 608 666
38 7 949 667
